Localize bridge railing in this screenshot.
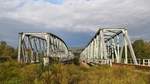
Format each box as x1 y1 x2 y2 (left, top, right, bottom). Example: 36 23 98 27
142 59 150 66
97 59 112 66
128 58 150 66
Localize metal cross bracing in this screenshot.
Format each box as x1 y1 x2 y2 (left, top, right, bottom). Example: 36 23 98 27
18 32 74 65
80 28 138 65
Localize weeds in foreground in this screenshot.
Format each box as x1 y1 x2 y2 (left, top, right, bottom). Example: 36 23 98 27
0 61 150 84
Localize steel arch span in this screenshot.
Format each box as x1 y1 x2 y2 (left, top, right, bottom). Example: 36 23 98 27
18 32 73 65
80 28 138 65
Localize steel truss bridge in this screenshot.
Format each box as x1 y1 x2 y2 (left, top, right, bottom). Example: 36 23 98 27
18 32 74 65
80 28 138 65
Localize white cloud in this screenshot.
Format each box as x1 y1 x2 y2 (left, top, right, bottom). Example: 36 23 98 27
0 0 150 32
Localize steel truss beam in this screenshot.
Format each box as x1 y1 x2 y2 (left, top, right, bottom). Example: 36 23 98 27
80 28 138 65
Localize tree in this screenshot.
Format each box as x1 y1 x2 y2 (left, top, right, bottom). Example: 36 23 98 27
132 39 150 59
0 41 17 62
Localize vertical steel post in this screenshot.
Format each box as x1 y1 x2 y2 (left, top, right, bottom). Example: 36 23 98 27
43 34 50 66
18 33 22 62
124 30 138 65
100 30 103 59
117 35 120 62
124 32 128 64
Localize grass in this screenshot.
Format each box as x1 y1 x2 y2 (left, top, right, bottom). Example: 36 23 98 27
0 61 150 84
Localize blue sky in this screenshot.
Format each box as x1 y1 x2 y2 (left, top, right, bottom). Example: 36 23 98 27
0 0 150 48
46 0 64 4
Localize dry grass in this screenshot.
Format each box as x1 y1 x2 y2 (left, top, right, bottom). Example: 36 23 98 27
0 61 150 84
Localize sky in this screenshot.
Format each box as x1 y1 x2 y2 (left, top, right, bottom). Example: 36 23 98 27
0 0 150 48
